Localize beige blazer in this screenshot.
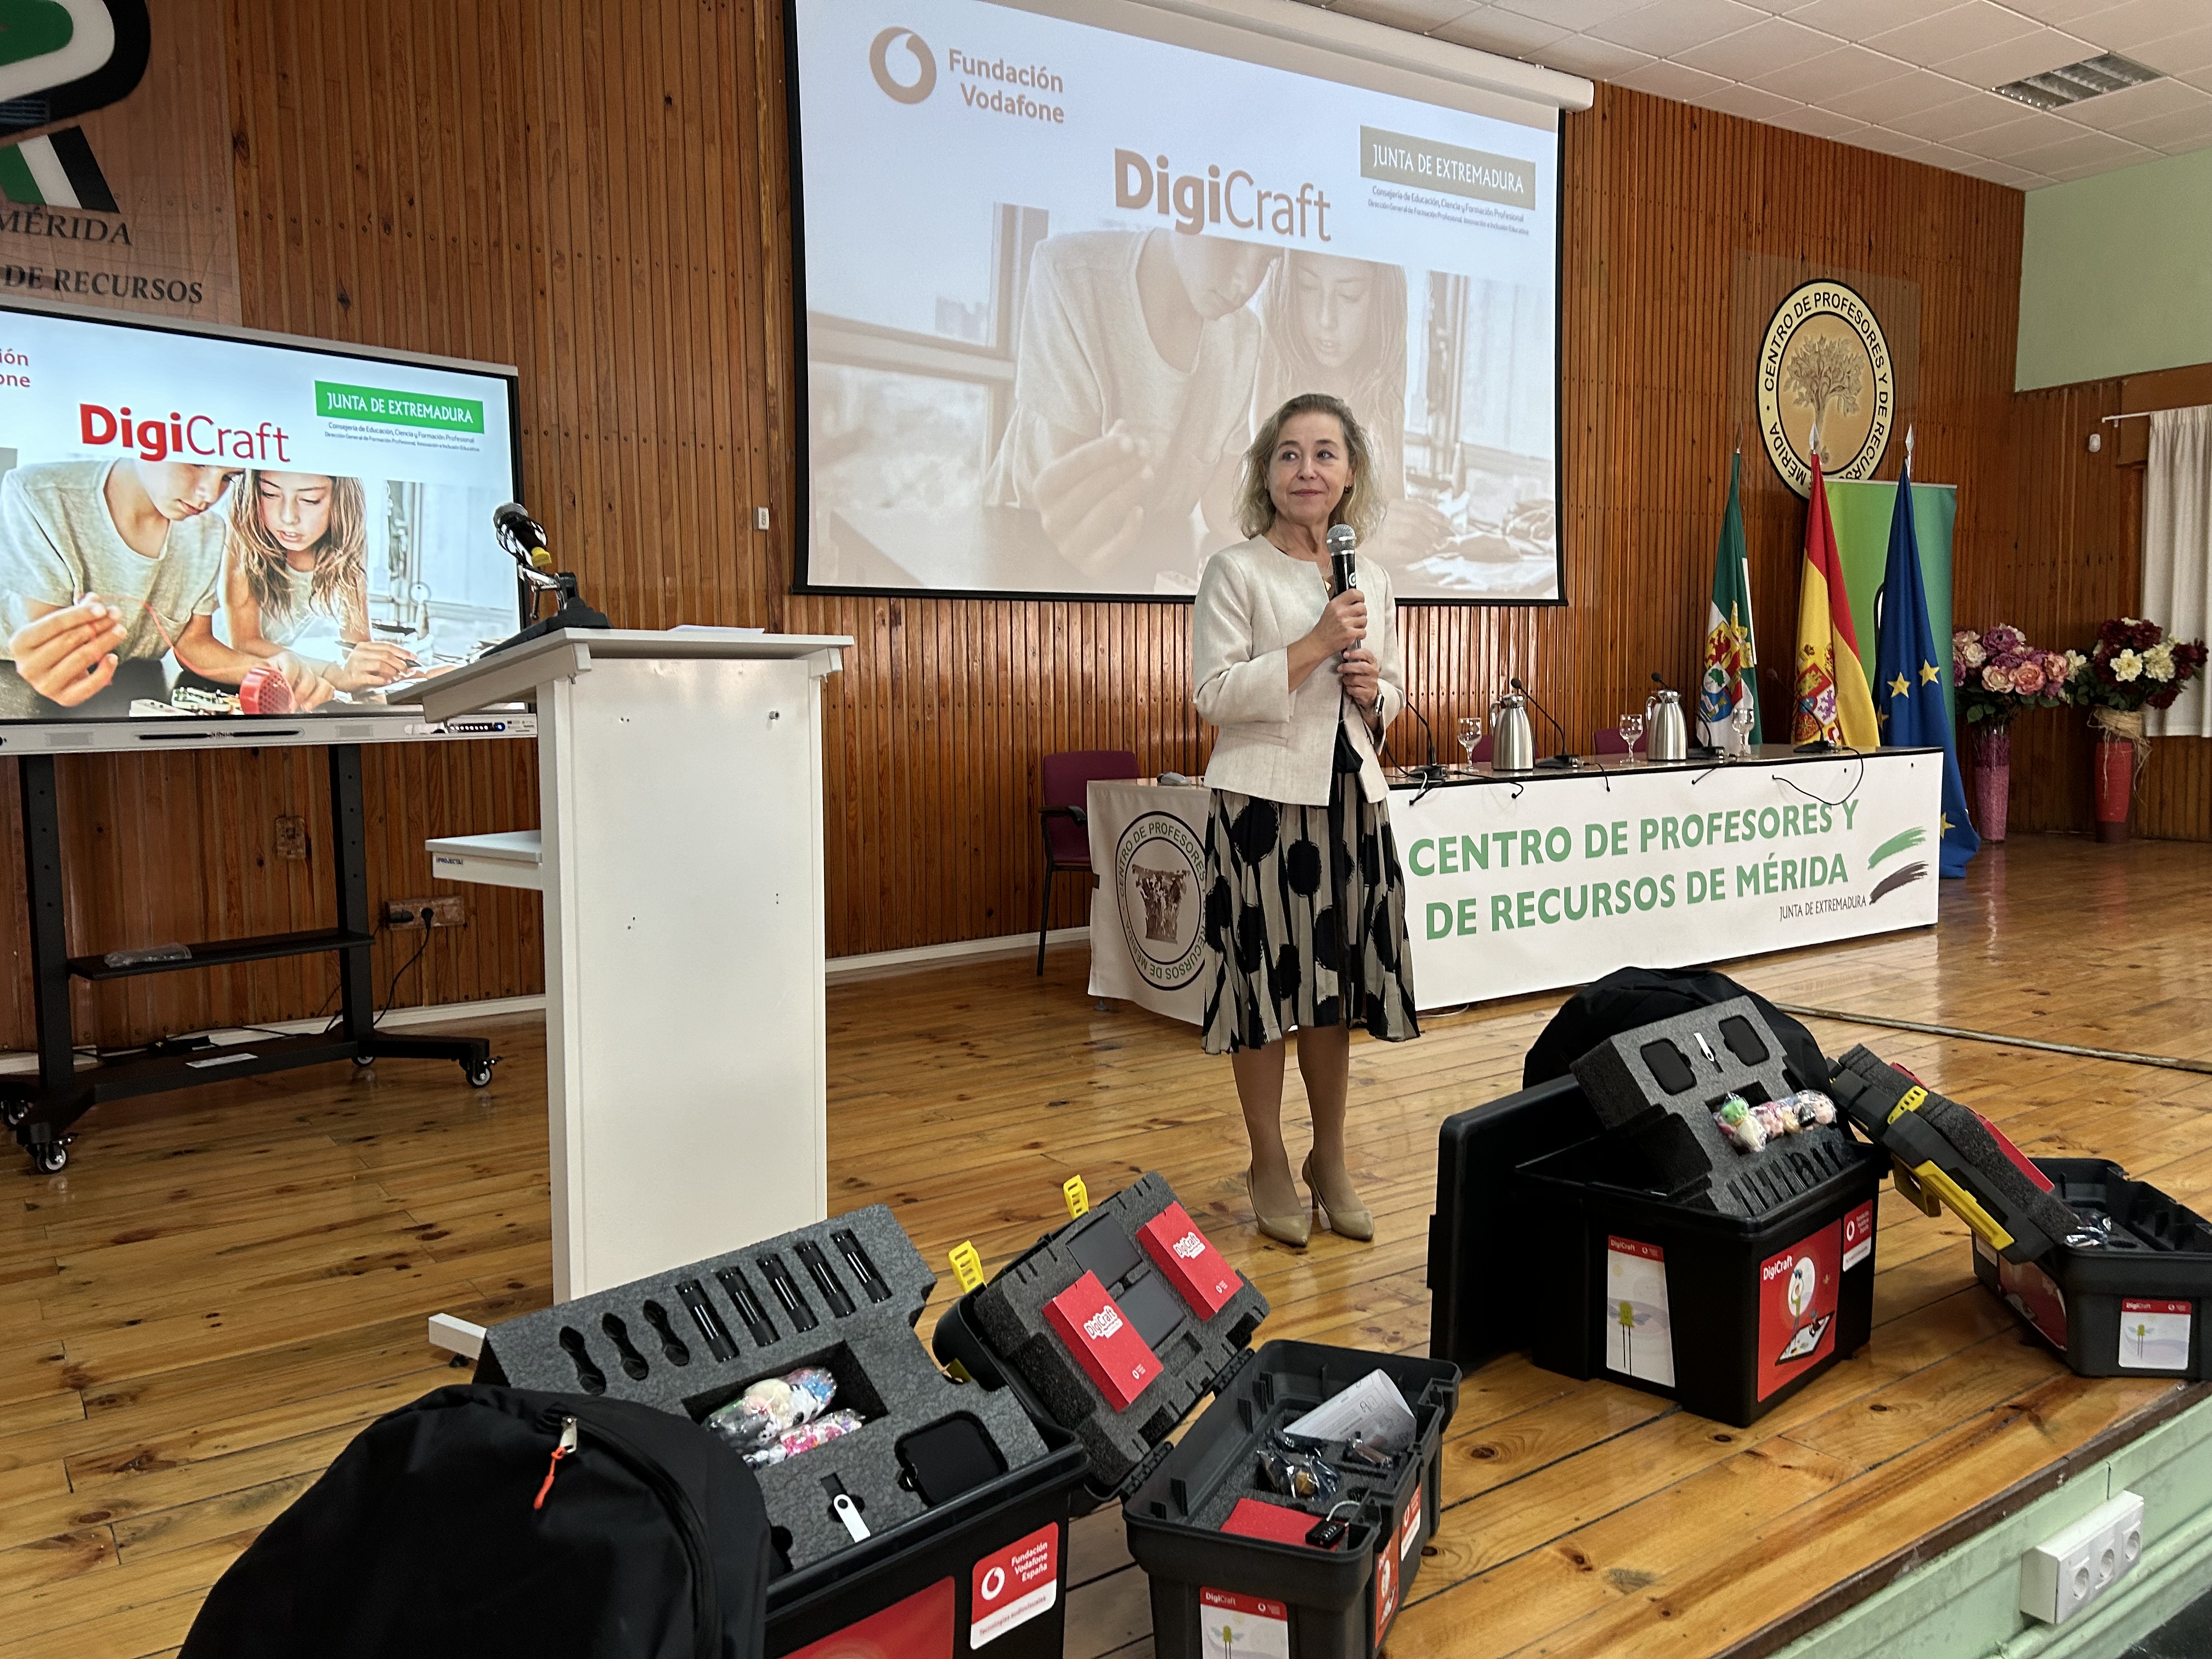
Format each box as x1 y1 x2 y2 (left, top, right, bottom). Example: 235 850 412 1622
1191 535 1406 807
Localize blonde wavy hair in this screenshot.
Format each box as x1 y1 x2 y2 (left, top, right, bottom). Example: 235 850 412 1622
228 472 368 631
1235 392 1382 543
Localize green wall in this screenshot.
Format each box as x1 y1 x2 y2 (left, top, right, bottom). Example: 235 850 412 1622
2016 148 2212 391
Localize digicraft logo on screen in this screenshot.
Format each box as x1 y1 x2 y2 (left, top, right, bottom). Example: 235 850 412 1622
868 26 935 103
78 403 292 463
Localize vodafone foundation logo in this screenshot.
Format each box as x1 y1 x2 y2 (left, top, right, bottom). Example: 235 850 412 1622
869 26 935 104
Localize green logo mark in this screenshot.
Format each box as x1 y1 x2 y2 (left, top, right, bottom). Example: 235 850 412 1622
315 379 484 434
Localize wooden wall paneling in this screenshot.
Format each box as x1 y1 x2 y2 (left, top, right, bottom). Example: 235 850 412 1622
0 35 2054 1050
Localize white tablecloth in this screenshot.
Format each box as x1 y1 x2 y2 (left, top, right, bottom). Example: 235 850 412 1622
1086 749 1942 1024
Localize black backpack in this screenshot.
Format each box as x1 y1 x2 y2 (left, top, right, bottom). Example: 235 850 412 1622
181 1385 772 1659
1521 965 1828 1094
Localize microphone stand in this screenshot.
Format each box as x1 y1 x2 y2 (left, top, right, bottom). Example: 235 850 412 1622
1514 680 1581 770
485 540 612 657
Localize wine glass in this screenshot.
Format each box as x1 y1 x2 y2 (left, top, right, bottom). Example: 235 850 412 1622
1730 697 1757 757
1457 714 1482 773
1618 712 1644 763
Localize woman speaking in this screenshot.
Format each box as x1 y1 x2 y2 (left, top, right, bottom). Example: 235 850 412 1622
1192 392 1419 1249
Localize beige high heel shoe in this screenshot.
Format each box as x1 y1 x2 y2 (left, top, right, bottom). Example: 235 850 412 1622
1246 1166 1311 1248
1302 1154 1374 1242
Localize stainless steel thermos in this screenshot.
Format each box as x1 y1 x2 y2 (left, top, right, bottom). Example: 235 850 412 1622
1489 692 1536 772
1644 687 1688 762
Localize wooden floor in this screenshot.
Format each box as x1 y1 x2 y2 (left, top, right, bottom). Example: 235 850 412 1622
2 833 2210 1657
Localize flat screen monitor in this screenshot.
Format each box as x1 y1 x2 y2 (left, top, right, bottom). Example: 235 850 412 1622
0 297 522 729
788 0 1566 603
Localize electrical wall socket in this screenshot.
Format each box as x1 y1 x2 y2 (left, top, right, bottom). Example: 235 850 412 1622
2020 1489 2143 1625
385 896 467 930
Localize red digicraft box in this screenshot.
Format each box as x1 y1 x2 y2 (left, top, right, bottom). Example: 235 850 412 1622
1137 1201 1243 1318
1043 1270 1162 1410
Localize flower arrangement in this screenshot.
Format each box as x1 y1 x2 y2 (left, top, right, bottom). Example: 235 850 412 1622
1952 625 2080 729
2067 616 2208 714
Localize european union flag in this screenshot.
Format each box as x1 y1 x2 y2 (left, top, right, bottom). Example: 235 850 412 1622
1875 455 1978 878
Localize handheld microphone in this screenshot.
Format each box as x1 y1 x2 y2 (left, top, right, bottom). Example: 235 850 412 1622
493 502 556 573
1326 523 1357 597
1510 676 1581 770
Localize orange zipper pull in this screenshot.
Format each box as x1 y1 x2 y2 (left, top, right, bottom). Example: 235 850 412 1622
534 1414 579 1510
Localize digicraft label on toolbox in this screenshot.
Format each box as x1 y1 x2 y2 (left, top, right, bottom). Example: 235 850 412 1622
2119 1300 2193 1372
790 1575 955 1657
1843 1201 1875 1272
1199 1587 1289 1658
1604 1237 1674 1387
970 1522 1059 1648
1758 1221 1840 1401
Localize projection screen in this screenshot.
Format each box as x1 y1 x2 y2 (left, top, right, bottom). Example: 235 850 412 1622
788 0 1584 602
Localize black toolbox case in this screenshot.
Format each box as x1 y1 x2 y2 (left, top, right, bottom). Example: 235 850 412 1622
1974 1158 2212 1380
1429 1005 1886 1427
933 1171 1460 1659
476 1205 1089 1657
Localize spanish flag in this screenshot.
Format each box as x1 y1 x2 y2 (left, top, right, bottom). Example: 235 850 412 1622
1792 450 1880 748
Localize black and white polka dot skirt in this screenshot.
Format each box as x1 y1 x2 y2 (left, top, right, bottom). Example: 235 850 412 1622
1199 731 1420 1055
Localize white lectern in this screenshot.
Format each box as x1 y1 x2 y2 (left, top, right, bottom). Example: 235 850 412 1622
419 628 849 1302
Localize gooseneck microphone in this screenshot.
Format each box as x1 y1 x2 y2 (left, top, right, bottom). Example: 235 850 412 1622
493 502 555 574
1511 675 1581 770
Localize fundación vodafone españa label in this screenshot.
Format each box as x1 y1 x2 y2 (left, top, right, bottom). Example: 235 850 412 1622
1199 1588 1290 1658
1842 1201 1875 1272
970 1523 1059 1648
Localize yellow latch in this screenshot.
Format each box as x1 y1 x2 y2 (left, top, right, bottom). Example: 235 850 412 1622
1908 1160 2016 1252
948 1240 985 1293
1886 1085 1928 1126
1063 1175 1090 1220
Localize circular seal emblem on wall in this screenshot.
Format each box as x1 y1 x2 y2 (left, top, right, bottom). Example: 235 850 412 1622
1757 279 1895 499
1115 811 1205 991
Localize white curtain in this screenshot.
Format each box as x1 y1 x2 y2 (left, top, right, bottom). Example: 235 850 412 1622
2145 405 2212 738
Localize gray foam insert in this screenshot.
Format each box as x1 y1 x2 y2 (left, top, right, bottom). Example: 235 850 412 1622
970 1171 1269 1493
1570 998 1867 1219
476 1204 1047 1575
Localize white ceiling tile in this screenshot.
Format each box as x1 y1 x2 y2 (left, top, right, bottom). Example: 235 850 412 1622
2039 153 2156 179
2004 126 2159 168
1611 58 1737 100
1842 125 1931 155
1939 29 2099 89
1946 108 2085 155
1695 81 1810 117
1330 0 1483 31
1530 32 1658 76
1965 159 2049 187
2067 0 2208 55
2001 0 2130 24
1491 0 1652 32
1916 139 2001 170
1865 3 2039 66
1587 0 1767 54
1884 88 2024 138
1764 103 1873 137
1786 0 1951 39
2132 24 2212 77
1672 15 1840 76
1754 41 1915 98
2101 100 2212 149
1823 67 1979 121
1432 5 1573 52
2061 75 2212 131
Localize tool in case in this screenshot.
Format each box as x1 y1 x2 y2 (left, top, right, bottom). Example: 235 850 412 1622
935 1172 1460 1658
477 1205 1088 1657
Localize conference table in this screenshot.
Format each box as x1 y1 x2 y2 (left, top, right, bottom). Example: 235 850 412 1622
1086 746 1943 1022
